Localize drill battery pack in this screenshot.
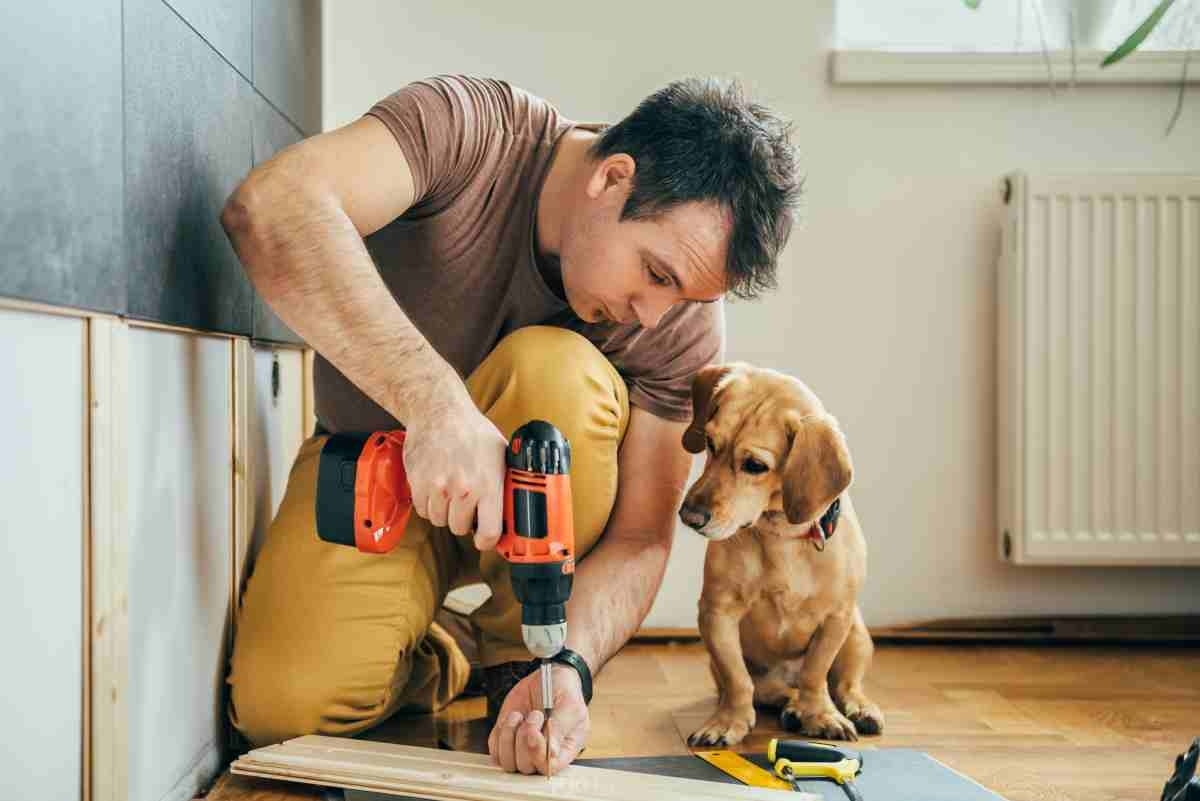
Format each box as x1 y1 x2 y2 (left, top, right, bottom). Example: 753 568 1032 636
315 430 412 553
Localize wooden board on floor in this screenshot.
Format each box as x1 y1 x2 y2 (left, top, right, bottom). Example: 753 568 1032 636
230 735 817 801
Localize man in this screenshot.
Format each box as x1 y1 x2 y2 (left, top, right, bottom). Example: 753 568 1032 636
221 74 800 776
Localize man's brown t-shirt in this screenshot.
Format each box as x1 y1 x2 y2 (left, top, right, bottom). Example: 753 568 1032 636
314 74 725 433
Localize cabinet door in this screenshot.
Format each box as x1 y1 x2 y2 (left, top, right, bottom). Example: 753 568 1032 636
248 346 306 568
0 308 85 801
126 328 231 801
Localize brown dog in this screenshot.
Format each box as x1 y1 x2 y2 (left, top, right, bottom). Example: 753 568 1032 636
679 362 884 746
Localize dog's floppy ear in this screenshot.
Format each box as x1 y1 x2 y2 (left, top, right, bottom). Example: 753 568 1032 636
781 412 853 525
682 364 733 453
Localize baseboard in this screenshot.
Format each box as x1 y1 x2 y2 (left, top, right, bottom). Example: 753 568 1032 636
870 615 1200 644
633 627 700 641
635 615 1200 645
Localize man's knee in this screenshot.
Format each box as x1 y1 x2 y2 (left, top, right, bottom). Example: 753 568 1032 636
473 326 628 436
229 623 419 747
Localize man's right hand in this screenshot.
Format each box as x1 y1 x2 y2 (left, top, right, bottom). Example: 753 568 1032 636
402 393 508 551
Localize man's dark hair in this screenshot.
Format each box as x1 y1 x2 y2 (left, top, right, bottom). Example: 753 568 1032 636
590 77 802 300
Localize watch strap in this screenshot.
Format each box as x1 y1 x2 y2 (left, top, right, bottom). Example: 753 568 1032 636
548 648 593 705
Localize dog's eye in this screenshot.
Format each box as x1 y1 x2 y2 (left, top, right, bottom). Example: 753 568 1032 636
742 458 769 475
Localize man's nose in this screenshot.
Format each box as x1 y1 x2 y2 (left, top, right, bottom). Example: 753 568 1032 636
632 291 673 329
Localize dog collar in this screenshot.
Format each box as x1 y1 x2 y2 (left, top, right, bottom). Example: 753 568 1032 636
803 497 842 550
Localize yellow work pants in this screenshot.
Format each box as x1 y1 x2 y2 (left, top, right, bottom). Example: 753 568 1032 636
227 326 629 746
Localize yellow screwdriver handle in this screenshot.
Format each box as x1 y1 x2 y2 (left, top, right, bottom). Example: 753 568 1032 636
774 756 859 784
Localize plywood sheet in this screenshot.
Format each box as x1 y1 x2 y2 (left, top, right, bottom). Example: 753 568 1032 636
231 735 814 801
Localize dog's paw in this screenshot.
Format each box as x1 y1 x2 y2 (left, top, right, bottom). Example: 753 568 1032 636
843 700 884 736
687 706 756 748
780 703 859 741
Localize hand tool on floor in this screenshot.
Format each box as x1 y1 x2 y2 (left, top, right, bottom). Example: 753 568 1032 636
769 739 864 800
314 419 576 774
692 750 794 790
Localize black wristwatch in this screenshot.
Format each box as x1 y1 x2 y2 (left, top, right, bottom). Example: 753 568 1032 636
546 648 593 705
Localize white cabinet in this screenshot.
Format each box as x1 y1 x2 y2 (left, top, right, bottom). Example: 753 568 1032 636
248 346 306 570
2 299 317 801
0 308 85 801
126 328 232 801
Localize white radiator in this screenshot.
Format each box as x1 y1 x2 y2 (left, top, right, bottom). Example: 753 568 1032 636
998 172 1200 566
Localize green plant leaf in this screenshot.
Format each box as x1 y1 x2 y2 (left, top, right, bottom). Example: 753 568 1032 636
1101 0 1176 67
963 0 981 8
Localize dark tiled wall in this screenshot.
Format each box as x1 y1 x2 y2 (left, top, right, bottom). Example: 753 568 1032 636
0 0 318 345
250 92 304 344
0 1 124 315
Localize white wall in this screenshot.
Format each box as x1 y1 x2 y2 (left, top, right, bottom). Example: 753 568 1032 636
322 0 1200 627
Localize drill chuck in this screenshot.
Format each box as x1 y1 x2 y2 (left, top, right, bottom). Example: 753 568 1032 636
522 622 567 659
510 560 572 658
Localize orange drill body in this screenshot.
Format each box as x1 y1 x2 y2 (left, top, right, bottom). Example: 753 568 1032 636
499 468 574 572
315 420 575 661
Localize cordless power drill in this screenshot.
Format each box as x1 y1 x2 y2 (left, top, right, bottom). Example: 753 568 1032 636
313 419 575 735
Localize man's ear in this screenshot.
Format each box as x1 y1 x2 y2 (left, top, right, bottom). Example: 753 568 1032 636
781 412 853 525
586 152 636 199
682 364 733 453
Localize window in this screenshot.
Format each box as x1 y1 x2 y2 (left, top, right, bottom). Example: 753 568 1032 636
835 0 1197 53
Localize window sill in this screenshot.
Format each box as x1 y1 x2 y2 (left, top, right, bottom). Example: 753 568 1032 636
830 49 1197 85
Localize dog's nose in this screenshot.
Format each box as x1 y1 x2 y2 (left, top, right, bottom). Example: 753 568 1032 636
679 503 711 530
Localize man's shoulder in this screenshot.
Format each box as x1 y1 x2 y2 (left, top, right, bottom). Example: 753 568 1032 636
396 74 562 129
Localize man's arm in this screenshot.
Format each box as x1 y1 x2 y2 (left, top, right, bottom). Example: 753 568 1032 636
221 115 455 421
220 115 507 545
563 406 696 673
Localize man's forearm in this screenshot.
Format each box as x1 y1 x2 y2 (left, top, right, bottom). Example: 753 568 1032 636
221 165 463 423
563 532 672 674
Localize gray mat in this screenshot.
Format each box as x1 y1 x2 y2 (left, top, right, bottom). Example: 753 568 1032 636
577 751 1006 801
340 749 1006 801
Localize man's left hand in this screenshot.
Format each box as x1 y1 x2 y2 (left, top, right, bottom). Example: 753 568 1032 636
487 663 590 776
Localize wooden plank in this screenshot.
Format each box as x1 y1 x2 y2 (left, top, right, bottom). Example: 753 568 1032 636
89 315 129 801
232 338 254 609
231 736 814 801
125 316 239 339
0 293 94 318
82 315 91 801
301 347 315 437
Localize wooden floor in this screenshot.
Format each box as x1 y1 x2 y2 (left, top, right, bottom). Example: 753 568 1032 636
206 640 1199 801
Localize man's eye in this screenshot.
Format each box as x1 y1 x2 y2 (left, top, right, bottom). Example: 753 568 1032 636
646 263 670 286
742 458 769 475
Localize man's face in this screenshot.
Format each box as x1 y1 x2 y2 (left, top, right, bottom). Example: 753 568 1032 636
559 154 730 327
